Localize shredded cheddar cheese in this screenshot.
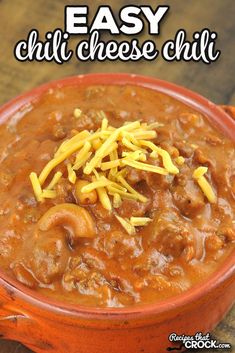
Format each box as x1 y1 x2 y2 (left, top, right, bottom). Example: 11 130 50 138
193 167 216 203
132 130 157 139
39 139 92 184
84 121 141 175
122 150 143 160
175 156 185 166
97 186 112 211
101 160 120 171
146 122 164 129
29 172 43 202
140 140 179 174
197 177 217 203
55 130 90 157
101 142 119 159
73 108 82 119
41 190 57 199
122 159 168 175
46 171 63 190
74 152 92 172
115 215 136 235
193 166 208 179
92 138 102 150
122 137 143 152
150 151 158 159
101 116 108 131
73 142 92 170
120 131 140 146
130 217 152 226
97 110 107 122
81 178 112 193
67 163 77 184
116 175 147 203
109 149 119 177
107 186 141 201
29 113 217 234
113 193 122 208
115 215 152 235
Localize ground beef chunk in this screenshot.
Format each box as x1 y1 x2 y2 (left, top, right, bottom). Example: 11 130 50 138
172 179 205 218
174 141 194 158
158 223 194 261
12 263 38 288
91 202 114 221
62 255 115 301
75 109 104 131
103 231 143 259
149 211 195 262
81 249 106 270
26 228 70 284
0 169 14 189
52 123 67 140
133 249 169 276
75 114 96 131
126 166 173 191
117 198 151 218
205 234 224 252
145 274 172 291
64 262 108 296
146 173 174 190
159 142 180 158
163 264 184 278
53 178 74 204
126 168 145 185
194 148 212 165
85 86 106 100
204 133 222 146
16 191 37 209
217 226 235 243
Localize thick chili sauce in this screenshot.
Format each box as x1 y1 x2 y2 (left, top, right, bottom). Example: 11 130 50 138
0 84 234 307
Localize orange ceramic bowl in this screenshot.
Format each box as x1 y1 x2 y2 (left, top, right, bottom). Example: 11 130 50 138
0 74 234 353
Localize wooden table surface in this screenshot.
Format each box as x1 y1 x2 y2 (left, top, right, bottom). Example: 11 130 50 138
0 0 234 352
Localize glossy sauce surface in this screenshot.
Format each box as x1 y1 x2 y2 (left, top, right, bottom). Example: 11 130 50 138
0 84 234 307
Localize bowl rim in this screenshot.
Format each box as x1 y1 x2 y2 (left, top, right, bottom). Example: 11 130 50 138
0 73 234 321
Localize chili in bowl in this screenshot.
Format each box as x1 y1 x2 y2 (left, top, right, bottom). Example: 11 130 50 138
0 74 234 353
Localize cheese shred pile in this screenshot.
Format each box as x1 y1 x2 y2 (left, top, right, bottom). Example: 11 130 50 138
29 110 217 234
